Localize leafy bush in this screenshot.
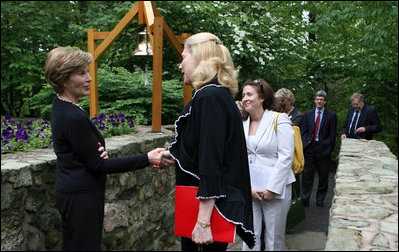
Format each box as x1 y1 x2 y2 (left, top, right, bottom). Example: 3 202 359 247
30 66 184 126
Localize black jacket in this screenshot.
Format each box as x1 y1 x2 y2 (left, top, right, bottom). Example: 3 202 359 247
51 97 149 194
341 104 382 140
169 84 255 248
301 108 337 158
289 108 304 128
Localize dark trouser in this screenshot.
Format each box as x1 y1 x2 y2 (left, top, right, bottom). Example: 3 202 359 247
181 237 228 251
300 145 330 204
56 191 105 251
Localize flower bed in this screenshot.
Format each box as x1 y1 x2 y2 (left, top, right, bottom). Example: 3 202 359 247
1 112 135 154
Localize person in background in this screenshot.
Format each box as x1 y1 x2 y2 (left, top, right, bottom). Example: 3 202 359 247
241 79 295 251
45 46 168 250
271 95 289 113
341 92 382 140
161 32 255 251
300 90 337 207
275 88 304 128
274 88 304 197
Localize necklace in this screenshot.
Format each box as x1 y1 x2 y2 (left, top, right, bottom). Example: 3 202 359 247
57 95 84 111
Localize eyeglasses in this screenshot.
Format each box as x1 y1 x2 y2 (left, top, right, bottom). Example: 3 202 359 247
252 79 264 93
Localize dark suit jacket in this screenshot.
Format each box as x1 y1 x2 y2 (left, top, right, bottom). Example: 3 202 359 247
341 104 382 140
301 108 337 158
289 108 304 128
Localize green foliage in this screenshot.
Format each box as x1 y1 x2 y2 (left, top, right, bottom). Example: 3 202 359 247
30 66 184 125
1 1 397 157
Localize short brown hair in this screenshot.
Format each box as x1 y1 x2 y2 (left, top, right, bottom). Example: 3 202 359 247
243 78 274 110
44 47 92 94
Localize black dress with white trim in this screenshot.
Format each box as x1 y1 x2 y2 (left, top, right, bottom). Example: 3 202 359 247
169 84 255 248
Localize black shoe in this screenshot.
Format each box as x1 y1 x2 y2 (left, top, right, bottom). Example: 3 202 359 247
316 201 324 207
302 199 309 207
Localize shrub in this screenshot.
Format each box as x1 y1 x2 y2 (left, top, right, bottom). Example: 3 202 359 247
30 66 185 125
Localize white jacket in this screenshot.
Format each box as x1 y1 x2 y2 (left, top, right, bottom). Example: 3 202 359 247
243 110 295 196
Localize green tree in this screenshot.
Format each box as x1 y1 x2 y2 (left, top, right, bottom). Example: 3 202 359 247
1 1 397 156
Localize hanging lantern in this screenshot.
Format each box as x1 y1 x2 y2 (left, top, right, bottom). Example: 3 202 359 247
132 28 153 86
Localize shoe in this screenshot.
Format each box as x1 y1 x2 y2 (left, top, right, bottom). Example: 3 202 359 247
302 199 309 207
316 201 324 207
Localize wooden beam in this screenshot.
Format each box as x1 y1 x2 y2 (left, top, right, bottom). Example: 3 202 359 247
152 17 163 132
93 32 110 40
87 29 99 117
138 1 145 25
176 33 190 45
162 20 183 57
94 3 138 61
151 3 192 106
143 1 155 48
143 1 154 27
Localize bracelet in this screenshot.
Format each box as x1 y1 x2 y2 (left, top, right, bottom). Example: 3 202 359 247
197 219 211 228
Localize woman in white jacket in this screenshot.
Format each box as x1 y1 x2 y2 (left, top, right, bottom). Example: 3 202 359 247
241 79 295 251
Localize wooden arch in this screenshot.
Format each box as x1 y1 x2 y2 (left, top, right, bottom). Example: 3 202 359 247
87 1 191 132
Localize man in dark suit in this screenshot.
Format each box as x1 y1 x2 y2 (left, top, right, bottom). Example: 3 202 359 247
341 93 382 140
300 90 337 207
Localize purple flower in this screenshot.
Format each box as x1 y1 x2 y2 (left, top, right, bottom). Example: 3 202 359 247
98 114 106 121
5 114 11 121
8 144 13 150
98 122 106 131
2 127 14 139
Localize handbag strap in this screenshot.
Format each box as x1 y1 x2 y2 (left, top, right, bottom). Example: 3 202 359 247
292 185 298 199
274 112 281 133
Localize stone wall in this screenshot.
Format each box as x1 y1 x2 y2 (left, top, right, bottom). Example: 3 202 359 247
1 126 176 251
325 138 398 250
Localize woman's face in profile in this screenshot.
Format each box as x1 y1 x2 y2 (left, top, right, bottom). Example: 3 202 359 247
62 65 92 100
178 47 198 86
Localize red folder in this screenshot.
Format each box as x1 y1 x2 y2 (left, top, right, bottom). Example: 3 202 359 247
174 185 236 243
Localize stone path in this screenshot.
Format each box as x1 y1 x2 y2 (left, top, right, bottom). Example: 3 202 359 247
167 171 335 251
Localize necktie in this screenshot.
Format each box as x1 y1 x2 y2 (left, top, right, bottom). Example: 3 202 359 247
313 110 321 145
350 111 359 135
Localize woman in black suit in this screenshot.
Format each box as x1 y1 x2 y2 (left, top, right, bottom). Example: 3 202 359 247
45 47 168 250
161 32 255 251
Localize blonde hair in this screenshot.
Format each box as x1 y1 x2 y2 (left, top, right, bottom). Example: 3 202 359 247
45 47 92 94
184 32 238 97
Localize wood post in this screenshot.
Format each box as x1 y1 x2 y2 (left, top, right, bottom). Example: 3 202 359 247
87 1 188 130
87 29 99 118
152 17 163 132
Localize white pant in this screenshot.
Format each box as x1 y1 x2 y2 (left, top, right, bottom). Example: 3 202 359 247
242 184 292 251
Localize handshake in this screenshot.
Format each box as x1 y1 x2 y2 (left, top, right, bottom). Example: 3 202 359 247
147 148 176 169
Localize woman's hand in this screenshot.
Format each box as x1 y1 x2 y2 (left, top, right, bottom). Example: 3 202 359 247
98 142 109 159
158 151 175 169
251 188 263 200
192 199 215 245
191 221 213 245
147 148 166 168
262 189 276 200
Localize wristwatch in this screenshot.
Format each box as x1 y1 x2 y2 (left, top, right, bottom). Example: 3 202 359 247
197 219 211 228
